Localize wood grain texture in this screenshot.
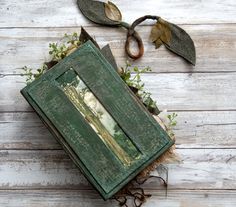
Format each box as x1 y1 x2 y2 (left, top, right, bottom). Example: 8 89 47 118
0 112 59 150
141 72 236 111
1 0 236 205
1 111 236 150
1 24 236 74
0 0 236 28
1 73 235 111
0 190 236 207
0 149 235 190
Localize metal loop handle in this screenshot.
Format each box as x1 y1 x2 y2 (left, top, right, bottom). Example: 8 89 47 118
125 30 144 60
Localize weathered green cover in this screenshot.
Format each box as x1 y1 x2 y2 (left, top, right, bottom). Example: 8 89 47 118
21 41 174 200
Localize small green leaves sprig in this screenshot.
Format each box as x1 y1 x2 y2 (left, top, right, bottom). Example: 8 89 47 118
120 62 150 90
21 64 48 84
167 112 178 137
49 32 81 61
49 43 67 61
21 32 82 84
77 0 196 65
120 62 160 115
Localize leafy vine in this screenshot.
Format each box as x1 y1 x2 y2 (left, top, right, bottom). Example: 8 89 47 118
77 0 196 65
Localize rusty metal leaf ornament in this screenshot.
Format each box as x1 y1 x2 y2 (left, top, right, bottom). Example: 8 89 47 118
150 18 196 65
105 1 122 22
77 0 121 26
164 22 196 65
77 2 196 64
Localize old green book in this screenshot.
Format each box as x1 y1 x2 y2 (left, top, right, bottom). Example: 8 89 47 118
21 41 174 200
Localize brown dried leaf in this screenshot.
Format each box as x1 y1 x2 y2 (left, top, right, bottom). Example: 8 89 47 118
159 19 171 44
105 1 122 22
150 18 171 48
150 23 162 42
154 39 162 49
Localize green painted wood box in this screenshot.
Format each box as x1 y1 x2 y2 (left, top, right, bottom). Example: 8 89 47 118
21 41 174 200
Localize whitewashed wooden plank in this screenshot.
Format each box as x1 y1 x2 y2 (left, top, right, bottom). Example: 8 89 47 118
0 189 236 207
174 111 236 149
0 150 90 189
0 149 235 190
142 72 236 111
0 75 30 112
0 112 59 149
0 0 236 28
1 111 236 149
146 190 236 207
1 25 236 74
1 73 235 111
0 190 115 207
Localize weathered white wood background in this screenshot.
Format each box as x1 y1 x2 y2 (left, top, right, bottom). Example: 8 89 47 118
0 0 236 206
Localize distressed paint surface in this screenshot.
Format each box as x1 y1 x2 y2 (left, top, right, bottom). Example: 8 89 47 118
21 41 173 199
58 69 140 164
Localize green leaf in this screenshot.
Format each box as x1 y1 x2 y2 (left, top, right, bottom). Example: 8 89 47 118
77 0 121 26
164 21 196 65
121 72 131 82
105 1 122 22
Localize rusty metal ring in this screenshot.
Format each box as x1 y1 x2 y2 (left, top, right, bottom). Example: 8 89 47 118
125 30 144 60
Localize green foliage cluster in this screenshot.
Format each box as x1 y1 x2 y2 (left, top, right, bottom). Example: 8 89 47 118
21 33 81 84
21 64 48 84
49 32 81 61
121 62 151 90
121 62 159 115
49 43 68 61
167 112 178 137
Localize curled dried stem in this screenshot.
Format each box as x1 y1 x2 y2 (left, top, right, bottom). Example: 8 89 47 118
113 167 168 206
